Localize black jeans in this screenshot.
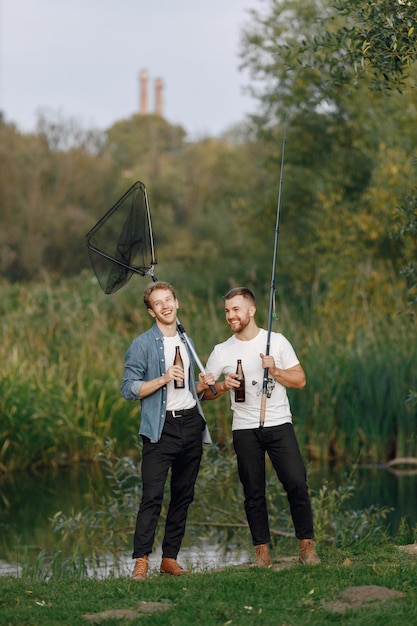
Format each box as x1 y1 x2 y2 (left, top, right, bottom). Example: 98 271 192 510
133 410 205 559
232 422 314 545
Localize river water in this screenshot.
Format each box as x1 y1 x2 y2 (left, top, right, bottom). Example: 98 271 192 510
1 460 416 576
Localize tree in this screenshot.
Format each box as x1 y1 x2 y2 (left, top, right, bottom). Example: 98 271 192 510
239 0 417 322
103 114 186 179
0 114 116 281
286 0 417 316
392 189 417 307
297 0 417 91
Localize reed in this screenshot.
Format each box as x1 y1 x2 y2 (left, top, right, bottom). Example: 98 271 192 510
0 274 416 472
0 275 140 471
290 308 417 464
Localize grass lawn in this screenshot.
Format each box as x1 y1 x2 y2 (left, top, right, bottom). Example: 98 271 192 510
1 544 417 625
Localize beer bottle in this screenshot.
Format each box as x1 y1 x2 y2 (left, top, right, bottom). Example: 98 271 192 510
235 359 245 402
173 345 185 389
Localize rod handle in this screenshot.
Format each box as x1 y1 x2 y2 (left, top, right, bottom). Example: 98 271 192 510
203 381 217 396
177 322 217 396
260 393 267 428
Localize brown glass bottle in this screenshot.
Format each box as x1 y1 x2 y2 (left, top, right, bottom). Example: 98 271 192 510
235 359 245 402
173 345 185 389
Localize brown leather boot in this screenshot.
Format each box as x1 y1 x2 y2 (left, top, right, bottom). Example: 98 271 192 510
299 539 321 565
132 555 149 580
255 543 272 568
160 558 189 575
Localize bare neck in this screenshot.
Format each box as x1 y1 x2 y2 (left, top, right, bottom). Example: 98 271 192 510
235 320 260 342
156 321 178 337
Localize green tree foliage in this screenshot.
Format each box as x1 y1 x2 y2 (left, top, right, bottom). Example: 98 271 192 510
392 188 417 306
0 114 116 281
0 0 416 329
104 113 186 180
101 119 272 299
298 0 417 91
239 0 417 323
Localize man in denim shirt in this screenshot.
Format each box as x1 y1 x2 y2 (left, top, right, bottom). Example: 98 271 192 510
121 281 211 580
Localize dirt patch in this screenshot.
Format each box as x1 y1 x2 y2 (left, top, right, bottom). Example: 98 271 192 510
324 585 404 613
218 556 299 572
82 601 172 622
270 556 299 571
397 543 417 556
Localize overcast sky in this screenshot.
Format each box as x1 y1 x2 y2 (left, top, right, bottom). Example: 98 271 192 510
0 0 260 139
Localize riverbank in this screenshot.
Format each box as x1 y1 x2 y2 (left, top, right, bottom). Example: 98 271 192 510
3 448 417 580
1 544 417 625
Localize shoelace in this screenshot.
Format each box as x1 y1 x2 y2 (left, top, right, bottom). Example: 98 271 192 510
133 558 148 577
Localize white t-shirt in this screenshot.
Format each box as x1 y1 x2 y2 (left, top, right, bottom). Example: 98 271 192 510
164 334 196 411
206 328 300 430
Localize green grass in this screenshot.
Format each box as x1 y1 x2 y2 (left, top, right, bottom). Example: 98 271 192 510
1 545 417 625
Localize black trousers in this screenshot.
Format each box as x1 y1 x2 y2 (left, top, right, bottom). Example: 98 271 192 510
133 410 204 559
232 422 314 545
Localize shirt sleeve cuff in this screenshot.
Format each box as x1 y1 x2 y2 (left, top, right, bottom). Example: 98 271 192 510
131 381 143 397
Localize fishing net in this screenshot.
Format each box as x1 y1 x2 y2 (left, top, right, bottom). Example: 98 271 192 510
85 181 156 294
85 179 215 392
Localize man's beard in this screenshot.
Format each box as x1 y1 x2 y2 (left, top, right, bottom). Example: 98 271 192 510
228 316 250 334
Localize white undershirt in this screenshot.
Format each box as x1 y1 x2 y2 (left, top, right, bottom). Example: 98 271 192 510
164 334 196 411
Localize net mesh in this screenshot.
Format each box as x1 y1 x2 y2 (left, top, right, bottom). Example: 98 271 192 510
85 181 156 294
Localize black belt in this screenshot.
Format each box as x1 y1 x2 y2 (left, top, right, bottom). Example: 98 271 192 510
166 407 197 418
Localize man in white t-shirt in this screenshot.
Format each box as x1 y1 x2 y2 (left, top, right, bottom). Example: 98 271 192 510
198 287 320 567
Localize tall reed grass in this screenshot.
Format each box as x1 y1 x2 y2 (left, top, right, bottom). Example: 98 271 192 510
290 304 417 463
0 273 416 473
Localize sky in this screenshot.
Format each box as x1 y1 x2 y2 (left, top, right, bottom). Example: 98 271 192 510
0 0 260 139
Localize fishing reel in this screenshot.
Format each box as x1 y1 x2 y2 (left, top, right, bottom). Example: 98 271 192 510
266 377 276 398
252 378 276 398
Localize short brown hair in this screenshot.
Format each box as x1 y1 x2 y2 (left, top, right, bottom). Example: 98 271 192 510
223 287 256 305
143 281 177 309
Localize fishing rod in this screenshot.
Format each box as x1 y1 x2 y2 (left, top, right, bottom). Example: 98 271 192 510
260 120 287 427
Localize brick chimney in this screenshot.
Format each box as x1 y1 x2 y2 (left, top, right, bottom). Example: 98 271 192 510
155 78 164 116
139 69 148 114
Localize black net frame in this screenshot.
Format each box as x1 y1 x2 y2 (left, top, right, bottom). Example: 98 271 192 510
85 181 157 294
85 180 216 394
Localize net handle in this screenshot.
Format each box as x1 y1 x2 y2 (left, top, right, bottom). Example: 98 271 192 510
86 242 154 277
149 273 216 396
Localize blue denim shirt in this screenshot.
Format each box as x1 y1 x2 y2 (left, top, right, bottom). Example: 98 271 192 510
121 323 212 444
